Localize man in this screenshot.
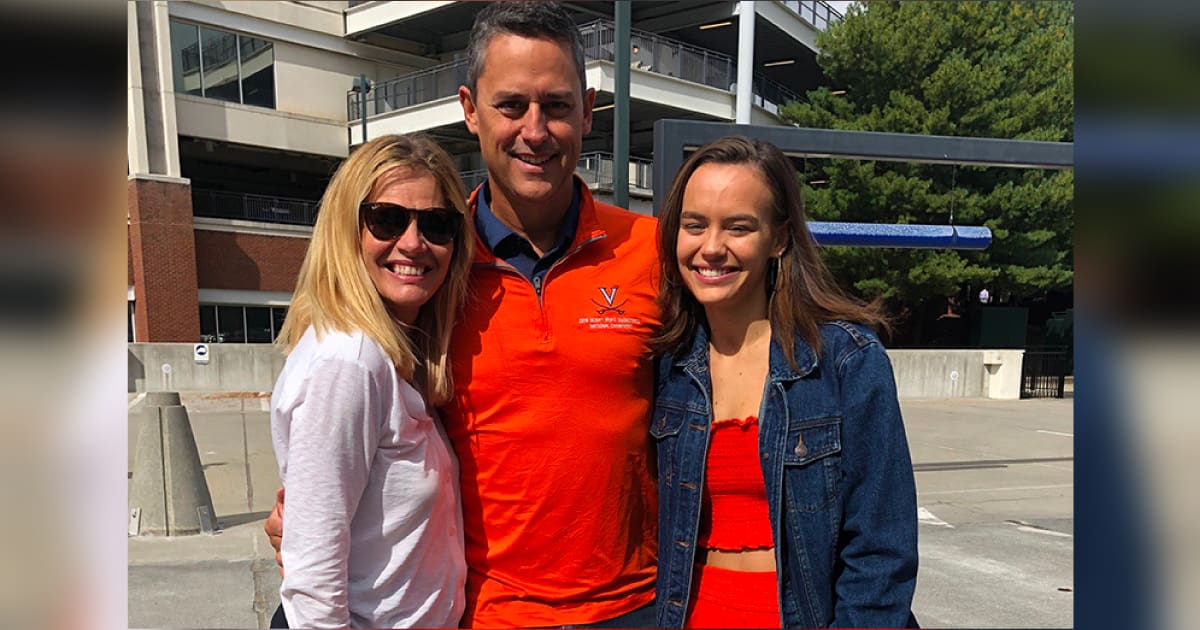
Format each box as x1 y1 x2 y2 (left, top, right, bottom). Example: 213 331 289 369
266 3 660 627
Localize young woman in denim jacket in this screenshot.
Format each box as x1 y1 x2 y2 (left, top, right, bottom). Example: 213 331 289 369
650 136 919 628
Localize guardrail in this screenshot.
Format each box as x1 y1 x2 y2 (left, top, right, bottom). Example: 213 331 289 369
583 20 734 90
349 18 803 119
461 168 487 194
577 152 654 191
458 152 655 196
751 74 801 115
349 58 468 120
783 0 845 31
580 19 801 110
191 189 319 226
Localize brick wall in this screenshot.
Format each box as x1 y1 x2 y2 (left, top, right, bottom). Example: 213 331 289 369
128 177 200 342
194 230 310 293
128 227 134 287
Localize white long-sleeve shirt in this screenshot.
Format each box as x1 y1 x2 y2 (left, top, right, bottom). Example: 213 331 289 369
270 327 465 628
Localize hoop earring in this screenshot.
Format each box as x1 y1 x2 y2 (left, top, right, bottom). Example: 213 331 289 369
766 256 780 296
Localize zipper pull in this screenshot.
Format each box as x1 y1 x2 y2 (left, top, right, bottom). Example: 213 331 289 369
532 274 543 297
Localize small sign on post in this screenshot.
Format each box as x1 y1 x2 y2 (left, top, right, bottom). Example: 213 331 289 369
194 343 210 364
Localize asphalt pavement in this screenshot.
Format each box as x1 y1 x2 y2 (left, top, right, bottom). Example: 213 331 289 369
128 396 1073 629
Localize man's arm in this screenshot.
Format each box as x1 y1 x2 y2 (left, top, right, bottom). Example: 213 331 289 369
264 486 284 577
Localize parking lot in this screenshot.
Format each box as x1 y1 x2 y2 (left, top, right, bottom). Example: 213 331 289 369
129 396 1073 628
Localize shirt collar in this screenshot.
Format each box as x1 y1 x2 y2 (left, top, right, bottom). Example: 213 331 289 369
474 179 581 256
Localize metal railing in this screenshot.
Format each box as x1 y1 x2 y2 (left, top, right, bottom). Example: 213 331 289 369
349 19 804 118
581 20 740 92
577 152 654 191
349 58 468 120
580 20 804 111
461 169 488 194
1020 346 1070 399
345 1 843 27
458 152 656 196
192 189 320 226
751 74 802 115
782 0 845 31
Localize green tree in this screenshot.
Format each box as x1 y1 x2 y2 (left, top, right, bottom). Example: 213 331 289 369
781 1 1073 342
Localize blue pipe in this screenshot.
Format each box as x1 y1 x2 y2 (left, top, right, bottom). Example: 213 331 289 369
808 222 992 250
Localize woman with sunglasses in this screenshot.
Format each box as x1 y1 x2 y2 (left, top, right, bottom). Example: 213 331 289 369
270 133 473 628
651 136 919 628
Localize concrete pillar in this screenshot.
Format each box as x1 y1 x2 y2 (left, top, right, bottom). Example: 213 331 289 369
984 350 1025 400
129 0 182 178
129 393 217 536
128 175 200 342
735 1 756 124
127 1 150 176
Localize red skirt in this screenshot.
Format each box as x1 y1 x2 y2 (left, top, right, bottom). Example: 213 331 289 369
685 563 781 628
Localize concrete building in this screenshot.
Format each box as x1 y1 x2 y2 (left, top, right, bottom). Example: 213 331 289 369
127 0 844 343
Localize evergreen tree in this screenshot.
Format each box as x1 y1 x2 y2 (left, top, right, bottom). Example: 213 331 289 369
781 2 1073 343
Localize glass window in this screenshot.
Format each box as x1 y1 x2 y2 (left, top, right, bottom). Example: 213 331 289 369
169 21 202 96
216 305 246 343
198 304 290 343
199 304 218 343
245 306 273 343
129 301 136 342
272 306 288 341
240 37 275 108
170 21 275 108
200 27 240 103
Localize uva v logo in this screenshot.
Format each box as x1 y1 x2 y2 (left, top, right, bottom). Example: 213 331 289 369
592 286 627 315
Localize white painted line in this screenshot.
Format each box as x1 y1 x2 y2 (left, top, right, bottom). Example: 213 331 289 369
1007 520 1074 538
920 483 1073 496
1014 525 1073 538
1036 430 1074 437
917 506 954 528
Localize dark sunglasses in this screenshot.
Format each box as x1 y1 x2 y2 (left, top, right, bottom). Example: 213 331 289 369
360 202 463 246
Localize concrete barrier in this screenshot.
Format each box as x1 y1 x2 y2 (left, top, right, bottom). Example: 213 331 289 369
888 350 985 399
129 343 285 393
128 343 1025 400
887 349 1023 400
129 392 217 536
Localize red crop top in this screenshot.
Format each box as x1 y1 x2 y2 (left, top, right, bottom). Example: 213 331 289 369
696 416 775 551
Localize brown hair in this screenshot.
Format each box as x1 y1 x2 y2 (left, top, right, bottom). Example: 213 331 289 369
651 135 888 368
276 133 474 405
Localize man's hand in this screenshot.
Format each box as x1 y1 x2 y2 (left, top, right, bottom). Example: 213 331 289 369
265 486 285 577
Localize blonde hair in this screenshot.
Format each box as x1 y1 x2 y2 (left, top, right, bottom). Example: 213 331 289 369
276 134 474 406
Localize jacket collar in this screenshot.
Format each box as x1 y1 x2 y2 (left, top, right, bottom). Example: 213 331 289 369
466 175 607 265
673 320 819 381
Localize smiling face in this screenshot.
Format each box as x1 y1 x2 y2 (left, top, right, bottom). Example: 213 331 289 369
361 166 454 325
459 33 594 222
676 162 787 319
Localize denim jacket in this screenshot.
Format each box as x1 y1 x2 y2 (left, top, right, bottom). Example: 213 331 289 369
653 321 918 628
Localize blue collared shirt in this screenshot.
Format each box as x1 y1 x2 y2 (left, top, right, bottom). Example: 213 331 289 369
474 179 581 286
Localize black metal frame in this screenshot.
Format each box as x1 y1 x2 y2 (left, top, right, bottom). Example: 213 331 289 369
652 120 1076 391
1021 347 1071 399
651 120 1074 212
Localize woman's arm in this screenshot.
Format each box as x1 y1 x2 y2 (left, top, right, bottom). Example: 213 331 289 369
279 357 382 629
832 342 919 628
